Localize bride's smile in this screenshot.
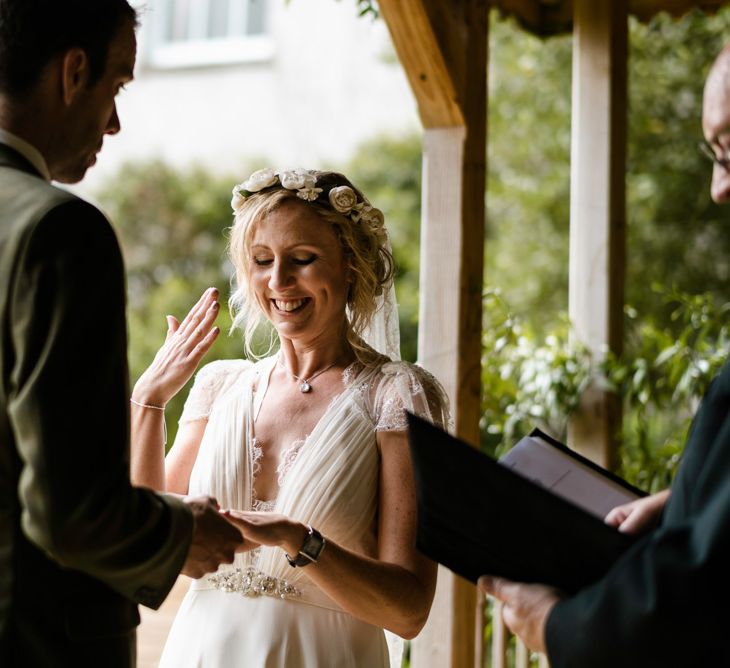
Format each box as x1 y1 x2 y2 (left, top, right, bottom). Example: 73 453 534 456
272 297 310 313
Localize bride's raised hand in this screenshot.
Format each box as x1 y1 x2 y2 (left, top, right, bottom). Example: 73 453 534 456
132 287 221 407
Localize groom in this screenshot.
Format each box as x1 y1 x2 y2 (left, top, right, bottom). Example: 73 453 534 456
0 1 242 666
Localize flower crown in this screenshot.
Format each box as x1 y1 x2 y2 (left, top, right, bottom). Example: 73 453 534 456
230 168 385 229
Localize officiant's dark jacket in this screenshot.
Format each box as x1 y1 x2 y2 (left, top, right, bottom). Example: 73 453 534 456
0 143 193 667
546 359 730 666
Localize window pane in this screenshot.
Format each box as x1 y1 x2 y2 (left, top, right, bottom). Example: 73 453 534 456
167 0 191 42
208 0 230 39
246 0 266 35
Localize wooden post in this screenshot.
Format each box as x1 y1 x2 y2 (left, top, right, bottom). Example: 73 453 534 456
491 601 508 668
378 1 488 665
411 126 477 668
568 0 627 468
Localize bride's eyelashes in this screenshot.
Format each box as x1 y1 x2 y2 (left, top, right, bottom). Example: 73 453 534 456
252 254 319 267
292 254 318 266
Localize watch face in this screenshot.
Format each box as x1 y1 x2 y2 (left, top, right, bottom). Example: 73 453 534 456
300 529 324 561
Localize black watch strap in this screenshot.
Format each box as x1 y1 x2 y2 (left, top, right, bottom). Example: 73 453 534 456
285 525 325 567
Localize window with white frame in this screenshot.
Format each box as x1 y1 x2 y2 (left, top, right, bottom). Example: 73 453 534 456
146 0 272 69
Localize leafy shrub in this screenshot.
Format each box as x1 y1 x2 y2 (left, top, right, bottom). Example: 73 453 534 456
481 287 730 491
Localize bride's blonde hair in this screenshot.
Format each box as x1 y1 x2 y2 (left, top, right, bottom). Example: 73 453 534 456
228 171 394 362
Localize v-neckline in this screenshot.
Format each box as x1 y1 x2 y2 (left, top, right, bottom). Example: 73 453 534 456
249 356 360 503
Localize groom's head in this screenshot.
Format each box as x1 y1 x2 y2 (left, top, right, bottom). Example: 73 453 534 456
0 0 138 183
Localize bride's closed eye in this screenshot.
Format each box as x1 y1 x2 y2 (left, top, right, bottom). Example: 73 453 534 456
292 254 318 266
252 254 318 267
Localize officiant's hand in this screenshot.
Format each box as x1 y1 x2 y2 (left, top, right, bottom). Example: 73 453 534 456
478 576 560 654
181 496 243 578
132 288 221 407
605 489 670 535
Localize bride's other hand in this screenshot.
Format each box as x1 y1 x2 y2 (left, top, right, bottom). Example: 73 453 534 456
133 287 221 407
222 509 307 557
605 489 670 535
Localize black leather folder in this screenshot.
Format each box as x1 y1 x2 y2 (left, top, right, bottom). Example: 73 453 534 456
407 413 644 595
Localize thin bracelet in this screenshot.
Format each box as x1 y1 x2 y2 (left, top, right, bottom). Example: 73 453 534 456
130 398 167 446
130 398 165 411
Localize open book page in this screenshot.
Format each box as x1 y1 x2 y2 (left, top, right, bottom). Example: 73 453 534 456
499 435 640 520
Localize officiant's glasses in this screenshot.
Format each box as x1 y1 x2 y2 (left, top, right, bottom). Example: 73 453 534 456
699 139 730 170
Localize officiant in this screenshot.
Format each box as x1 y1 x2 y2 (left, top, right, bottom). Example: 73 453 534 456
479 43 730 667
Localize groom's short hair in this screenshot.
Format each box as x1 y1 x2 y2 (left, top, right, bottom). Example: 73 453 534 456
0 0 138 98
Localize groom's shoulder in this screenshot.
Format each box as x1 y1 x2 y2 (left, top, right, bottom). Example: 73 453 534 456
0 173 116 256
0 165 76 212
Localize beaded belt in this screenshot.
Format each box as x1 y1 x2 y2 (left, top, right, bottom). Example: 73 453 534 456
190 567 344 613
203 567 300 599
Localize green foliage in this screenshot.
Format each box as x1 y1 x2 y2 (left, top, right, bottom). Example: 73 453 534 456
605 287 730 490
353 0 378 19
486 18 572 326
321 0 378 19
482 287 729 492
486 8 730 336
98 161 252 446
481 289 593 455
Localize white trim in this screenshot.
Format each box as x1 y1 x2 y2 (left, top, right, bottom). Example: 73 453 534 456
144 0 271 70
146 34 274 69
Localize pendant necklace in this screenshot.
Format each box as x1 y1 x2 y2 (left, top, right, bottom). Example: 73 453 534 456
278 357 337 393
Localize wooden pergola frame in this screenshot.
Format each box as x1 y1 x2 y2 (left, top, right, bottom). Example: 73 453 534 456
376 0 727 665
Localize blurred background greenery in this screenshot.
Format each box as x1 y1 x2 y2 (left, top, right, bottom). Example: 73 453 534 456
98 8 730 488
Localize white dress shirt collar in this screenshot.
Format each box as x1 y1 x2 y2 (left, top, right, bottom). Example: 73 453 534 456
0 128 51 182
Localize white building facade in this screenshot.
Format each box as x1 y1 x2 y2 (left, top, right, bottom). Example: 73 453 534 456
80 0 419 194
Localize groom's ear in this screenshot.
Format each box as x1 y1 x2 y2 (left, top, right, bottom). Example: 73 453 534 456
60 48 90 106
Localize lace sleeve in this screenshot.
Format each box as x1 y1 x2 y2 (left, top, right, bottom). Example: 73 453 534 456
178 359 253 423
371 361 451 432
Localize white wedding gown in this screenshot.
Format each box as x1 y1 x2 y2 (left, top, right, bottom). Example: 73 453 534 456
158 353 449 668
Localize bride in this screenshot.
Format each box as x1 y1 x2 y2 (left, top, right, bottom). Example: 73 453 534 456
130 169 450 667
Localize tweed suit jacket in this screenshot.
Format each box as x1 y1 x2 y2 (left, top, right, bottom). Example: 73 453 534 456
546 359 730 667
0 143 193 667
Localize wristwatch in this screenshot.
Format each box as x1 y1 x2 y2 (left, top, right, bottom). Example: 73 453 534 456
285 525 326 567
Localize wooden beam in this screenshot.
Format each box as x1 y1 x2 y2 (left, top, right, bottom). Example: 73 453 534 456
568 0 627 468
378 0 464 127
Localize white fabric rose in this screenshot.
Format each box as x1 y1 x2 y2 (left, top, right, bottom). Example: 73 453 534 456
299 169 317 190
296 186 323 202
243 168 277 192
231 184 247 211
279 170 306 190
328 186 358 214
359 205 385 228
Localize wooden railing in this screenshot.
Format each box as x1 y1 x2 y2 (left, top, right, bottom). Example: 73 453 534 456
484 600 550 668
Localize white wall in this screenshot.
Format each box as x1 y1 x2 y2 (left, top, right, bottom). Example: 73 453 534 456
78 0 419 196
